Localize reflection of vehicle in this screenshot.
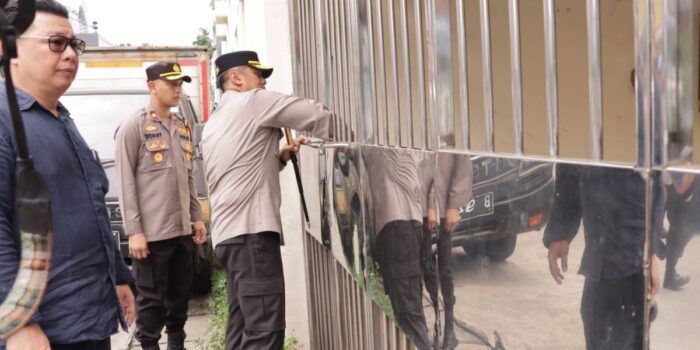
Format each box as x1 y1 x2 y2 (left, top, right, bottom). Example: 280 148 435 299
62 90 213 295
332 148 365 274
451 157 555 261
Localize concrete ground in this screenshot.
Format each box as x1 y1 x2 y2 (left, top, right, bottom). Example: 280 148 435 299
111 165 310 350
110 296 210 350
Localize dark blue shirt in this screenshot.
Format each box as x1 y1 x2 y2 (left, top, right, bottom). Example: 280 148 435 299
543 164 664 281
0 85 133 346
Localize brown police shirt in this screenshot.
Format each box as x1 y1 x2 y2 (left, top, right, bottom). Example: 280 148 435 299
115 104 204 242
201 88 332 247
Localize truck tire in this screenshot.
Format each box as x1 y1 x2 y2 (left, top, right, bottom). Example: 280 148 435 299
486 235 517 262
191 241 213 296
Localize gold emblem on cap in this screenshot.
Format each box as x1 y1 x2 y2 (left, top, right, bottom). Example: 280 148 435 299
153 152 164 163
173 64 181 73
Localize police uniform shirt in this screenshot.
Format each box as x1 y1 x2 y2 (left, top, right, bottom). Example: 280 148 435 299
115 104 204 242
361 146 425 234
201 88 331 247
543 164 664 281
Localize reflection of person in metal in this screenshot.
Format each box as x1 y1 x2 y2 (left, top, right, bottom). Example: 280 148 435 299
544 164 662 350
664 172 697 290
364 146 431 350
420 152 472 350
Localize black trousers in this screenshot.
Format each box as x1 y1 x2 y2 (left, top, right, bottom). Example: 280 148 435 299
214 232 285 350
133 236 194 347
374 220 431 350
421 222 455 308
580 272 644 350
51 338 110 350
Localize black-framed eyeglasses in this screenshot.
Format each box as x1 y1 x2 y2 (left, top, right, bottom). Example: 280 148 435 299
20 35 86 55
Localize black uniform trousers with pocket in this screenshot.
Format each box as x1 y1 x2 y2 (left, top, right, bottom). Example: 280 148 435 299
133 235 194 348
374 220 431 350
214 232 285 350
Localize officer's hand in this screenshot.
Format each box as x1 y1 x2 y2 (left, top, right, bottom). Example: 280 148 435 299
547 240 569 285
445 208 461 233
6 323 51 350
425 208 437 231
116 284 135 327
280 136 308 162
649 254 660 299
128 233 149 260
193 221 207 245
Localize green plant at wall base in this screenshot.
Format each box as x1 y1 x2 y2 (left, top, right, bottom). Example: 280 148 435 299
366 257 394 319
207 271 228 350
284 335 301 350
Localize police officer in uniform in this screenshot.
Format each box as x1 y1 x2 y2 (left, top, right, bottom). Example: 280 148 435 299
201 51 331 350
115 61 207 350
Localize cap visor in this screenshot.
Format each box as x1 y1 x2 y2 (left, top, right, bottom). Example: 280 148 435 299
249 63 273 78
163 74 192 83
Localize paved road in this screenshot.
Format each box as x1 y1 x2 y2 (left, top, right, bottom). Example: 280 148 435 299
444 229 700 350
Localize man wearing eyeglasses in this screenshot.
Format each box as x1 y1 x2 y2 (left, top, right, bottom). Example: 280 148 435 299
0 1 134 350
114 62 206 350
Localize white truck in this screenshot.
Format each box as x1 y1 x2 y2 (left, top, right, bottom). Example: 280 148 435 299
70 45 212 121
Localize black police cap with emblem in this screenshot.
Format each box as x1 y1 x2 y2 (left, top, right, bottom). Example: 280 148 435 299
215 50 273 89
146 61 192 83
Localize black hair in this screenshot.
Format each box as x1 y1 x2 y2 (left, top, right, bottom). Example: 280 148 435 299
4 0 70 35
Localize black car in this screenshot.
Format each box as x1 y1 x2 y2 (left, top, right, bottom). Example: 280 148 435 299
62 90 213 295
330 151 555 266
451 157 555 261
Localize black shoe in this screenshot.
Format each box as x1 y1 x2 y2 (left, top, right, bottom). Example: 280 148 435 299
167 330 187 350
664 272 690 290
442 328 458 350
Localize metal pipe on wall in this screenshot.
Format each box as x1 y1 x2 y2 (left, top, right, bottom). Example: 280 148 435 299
398 0 413 147
455 0 470 150
479 0 494 152
508 0 524 155
543 0 559 156
586 0 603 161
387 0 402 146
414 0 427 149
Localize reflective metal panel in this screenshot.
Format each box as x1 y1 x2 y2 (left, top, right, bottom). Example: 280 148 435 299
650 169 700 349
